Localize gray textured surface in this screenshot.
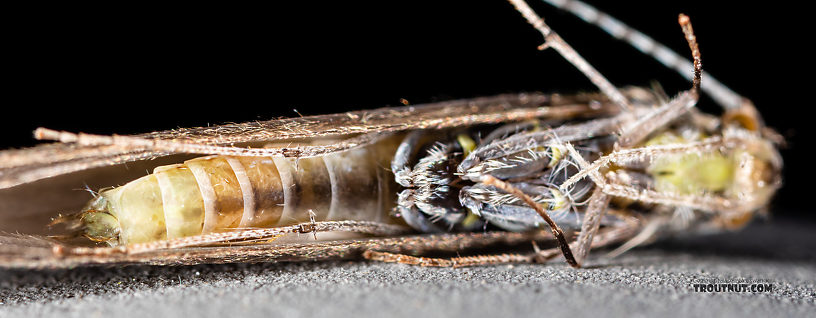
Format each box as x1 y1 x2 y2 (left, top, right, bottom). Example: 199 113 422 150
1 218 815 318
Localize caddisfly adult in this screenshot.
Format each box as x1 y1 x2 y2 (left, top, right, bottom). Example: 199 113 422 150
0 0 781 269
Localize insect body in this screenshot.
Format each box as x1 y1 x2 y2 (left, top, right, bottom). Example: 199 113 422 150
0 0 782 269
71 134 405 245
394 110 626 233
67 88 651 247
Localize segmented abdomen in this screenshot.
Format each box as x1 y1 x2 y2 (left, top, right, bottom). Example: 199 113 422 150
101 135 402 244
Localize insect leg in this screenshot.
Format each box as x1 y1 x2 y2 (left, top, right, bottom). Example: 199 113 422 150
34 128 394 158
605 218 663 258
480 175 579 268
617 14 703 147
558 142 606 193
459 115 624 180
396 204 445 233
571 189 610 264
507 5 706 150
562 14 703 194
541 0 746 112
616 91 698 148
392 130 428 187
392 130 468 232
534 211 640 261
362 250 533 268
124 220 412 253
541 143 616 265
507 0 633 111
564 136 776 217
561 135 725 191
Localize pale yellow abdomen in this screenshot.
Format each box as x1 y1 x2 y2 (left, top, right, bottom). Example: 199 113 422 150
98 136 402 245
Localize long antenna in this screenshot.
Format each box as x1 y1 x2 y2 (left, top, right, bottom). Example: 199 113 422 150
541 0 744 110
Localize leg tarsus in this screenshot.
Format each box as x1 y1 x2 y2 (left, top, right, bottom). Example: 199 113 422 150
481 175 580 268
533 215 641 264
362 250 533 267
573 190 611 265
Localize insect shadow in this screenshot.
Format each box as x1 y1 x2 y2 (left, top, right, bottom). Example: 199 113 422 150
642 218 816 263
0 261 344 305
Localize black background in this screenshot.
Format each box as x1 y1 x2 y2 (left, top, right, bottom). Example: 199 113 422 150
4 1 812 218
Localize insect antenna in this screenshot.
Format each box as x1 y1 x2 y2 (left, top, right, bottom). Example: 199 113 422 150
540 0 743 111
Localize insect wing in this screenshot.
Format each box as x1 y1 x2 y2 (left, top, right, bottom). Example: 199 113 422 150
0 93 619 189
0 93 621 268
